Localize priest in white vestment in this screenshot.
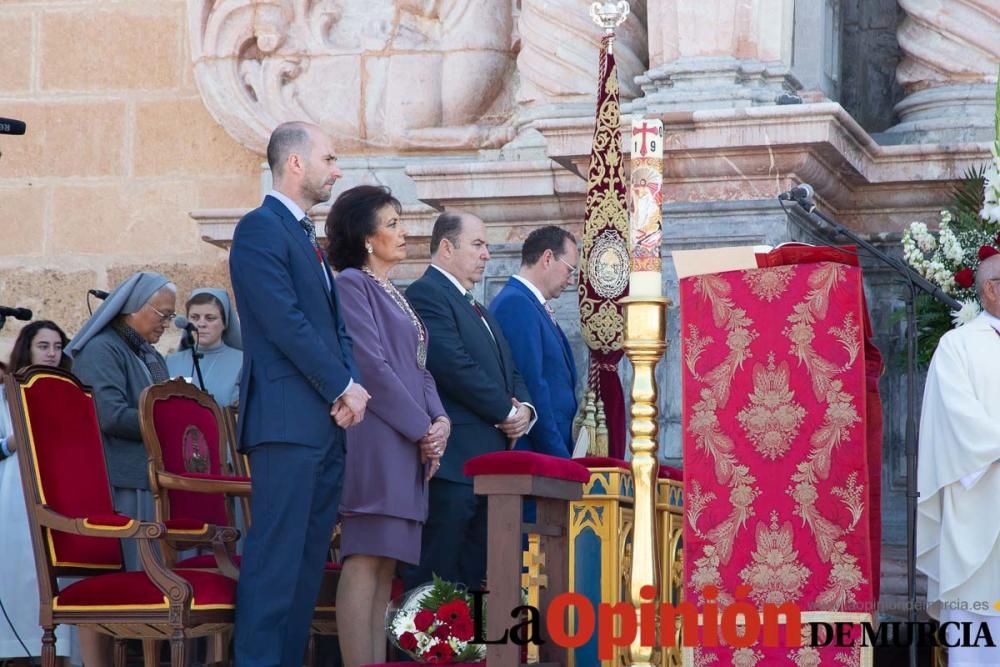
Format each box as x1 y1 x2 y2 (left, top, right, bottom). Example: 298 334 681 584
917 253 1000 665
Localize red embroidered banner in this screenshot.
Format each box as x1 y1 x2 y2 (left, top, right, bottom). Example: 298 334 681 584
578 34 630 459
680 251 883 664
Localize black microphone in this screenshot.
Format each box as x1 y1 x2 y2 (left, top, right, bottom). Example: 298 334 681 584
174 315 198 334
88 289 110 300
0 306 33 321
778 183 816 213
778 183 815 204
0 118 26 135
175 316 207 391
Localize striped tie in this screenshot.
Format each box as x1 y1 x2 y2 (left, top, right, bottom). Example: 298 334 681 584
465 291 484 317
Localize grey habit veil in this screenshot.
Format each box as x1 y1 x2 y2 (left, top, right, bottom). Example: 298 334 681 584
66 271 173 559
67 271 172 358
167 287 243 407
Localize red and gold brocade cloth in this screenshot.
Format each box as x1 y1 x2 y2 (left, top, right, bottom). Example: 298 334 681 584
680 248 884 664
577 34 630 459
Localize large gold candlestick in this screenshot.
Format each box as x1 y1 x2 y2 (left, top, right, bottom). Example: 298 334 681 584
622 296 670 667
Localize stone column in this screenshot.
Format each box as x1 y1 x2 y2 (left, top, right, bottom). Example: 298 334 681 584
513 0 648 130
886 0 1000 143
627 0 800 113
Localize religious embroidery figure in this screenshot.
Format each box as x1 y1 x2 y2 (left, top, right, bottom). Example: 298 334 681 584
590 231 630 299
182 424 210 473
629 164 663 268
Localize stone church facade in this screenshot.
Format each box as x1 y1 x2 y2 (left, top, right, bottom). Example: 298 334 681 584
1 0 998 567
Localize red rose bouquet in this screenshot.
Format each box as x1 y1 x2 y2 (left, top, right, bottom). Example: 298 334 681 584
385 575 485 663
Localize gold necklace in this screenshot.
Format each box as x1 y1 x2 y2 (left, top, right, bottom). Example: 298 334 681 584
361 266 427 369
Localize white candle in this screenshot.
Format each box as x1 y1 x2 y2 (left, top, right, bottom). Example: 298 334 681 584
628 118 664 297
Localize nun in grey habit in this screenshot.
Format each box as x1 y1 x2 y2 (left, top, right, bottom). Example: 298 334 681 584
166 287 242 408
68 271 176 554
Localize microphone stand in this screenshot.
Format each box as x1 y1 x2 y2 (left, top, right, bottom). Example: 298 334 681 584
185 328 207 393
787 197 960 667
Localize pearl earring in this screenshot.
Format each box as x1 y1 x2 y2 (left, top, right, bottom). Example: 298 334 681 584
366 243 374 254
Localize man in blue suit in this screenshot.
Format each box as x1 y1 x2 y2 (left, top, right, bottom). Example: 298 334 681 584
229 121 370 667
490 226 579 458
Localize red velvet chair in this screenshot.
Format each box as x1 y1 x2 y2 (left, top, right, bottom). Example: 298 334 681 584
142 380 340 664
4 366 238 667
139 378 249 575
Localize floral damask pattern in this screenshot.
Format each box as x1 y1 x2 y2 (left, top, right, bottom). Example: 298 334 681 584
737 354 807 460
739 511 811 606
682 259 877 665
743 266 795 301
732 647 765 666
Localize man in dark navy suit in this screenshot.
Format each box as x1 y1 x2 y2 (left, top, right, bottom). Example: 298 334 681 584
403 211 535 591
229 121 370 667
490 226 579 458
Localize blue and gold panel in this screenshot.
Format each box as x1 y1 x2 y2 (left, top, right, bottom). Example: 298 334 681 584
568 466 634 667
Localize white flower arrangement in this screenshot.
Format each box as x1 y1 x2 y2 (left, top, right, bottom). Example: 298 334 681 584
900 74 1000 365
952 300 982 327
385 576 485 663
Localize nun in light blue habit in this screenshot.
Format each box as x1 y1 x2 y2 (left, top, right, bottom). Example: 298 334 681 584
68 271 176 567
167 288 243 408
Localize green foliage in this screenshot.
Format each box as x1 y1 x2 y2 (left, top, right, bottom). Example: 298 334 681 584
951 166 986 218
422 573 471 611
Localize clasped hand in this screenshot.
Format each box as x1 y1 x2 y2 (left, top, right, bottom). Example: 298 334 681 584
419 418 451 480
330 383 371 428
496 398 531 439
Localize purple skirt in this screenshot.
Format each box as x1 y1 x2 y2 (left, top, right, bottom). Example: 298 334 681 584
340 513 423 565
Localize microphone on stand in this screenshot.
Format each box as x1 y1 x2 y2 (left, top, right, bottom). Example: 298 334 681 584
0 306 33 321
0 305 32 330
778 184 816 212
174 316 207 392
174 315 198 336
86 288 110 316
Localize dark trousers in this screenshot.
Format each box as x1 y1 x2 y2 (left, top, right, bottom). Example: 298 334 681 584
402 478 487 592
234 437 344 667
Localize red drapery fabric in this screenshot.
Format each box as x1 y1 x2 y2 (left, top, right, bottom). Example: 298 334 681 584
577 34 630 459
680 248 883 663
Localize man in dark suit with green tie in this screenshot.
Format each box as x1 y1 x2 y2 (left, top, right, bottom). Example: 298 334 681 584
403 211 534 590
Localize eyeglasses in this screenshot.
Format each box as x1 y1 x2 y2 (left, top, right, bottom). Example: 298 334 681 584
558 256 578 276
146 303 176 324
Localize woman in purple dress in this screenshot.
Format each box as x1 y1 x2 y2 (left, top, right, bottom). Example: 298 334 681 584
326 185 451 667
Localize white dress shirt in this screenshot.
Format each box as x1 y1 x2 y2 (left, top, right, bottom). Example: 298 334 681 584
429 264 535 430
512 274 546 304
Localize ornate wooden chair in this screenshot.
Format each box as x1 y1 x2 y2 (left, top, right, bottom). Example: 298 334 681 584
141 379 339 664
5 366 238 667
139 378 249 575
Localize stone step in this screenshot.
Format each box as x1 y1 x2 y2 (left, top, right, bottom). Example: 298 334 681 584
879 544 929 621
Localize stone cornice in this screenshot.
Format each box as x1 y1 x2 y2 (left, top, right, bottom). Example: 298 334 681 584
533 102 991 231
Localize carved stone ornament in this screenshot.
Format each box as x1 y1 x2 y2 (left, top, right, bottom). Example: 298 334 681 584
188 0 519 154
891 0 999 140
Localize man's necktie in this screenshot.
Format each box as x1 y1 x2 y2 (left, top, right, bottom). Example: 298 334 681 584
544 302 560 328
299 215 324 263
465 291 484 318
